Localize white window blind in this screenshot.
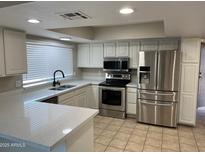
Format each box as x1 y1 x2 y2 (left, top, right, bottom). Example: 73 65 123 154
23 42 73 84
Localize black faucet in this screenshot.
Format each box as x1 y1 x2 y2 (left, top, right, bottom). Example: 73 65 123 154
53 70 65 87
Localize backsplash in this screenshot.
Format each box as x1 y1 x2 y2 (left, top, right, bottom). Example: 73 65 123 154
79 68 105 80
79 68 138 82
0 75 22 93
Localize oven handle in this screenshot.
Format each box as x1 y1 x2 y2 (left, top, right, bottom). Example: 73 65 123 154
99 86 125 91
139 100 174 106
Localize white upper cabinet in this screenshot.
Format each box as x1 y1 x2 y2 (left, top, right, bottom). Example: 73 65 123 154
158 39 179 51
181 38 201 63
103 42 116 57
116 41 129 57
181 63 199 93
129 41 140 69
140 40 158 51
0 28 4 76
90 43 103 68
3 29 27 75
77 44 90 67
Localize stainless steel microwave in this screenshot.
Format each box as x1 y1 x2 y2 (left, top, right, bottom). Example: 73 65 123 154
103 57 129 72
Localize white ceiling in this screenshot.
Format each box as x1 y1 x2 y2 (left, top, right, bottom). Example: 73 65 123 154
0 1 205 42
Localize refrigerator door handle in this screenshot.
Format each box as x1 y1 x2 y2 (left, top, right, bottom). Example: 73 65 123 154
156 93 175 96
139 92 155 95
140 92 174 96
139 100 174 106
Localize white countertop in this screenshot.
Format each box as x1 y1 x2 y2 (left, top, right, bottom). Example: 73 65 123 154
126 81 138 88
23 79 103 102
0 79 137 151
0 79 100 151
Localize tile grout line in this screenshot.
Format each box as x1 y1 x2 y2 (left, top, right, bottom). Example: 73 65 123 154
178 126 181 152
161 128 163 152
141 125 149 152
192 129 200 152
123 125 135 152
104 119 125 151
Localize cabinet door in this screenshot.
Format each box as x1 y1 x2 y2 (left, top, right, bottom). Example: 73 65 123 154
116 41 129 57
129 41 140 68
4 29 27 75
181 38 201 63
90 43 103 68
0 28 5 76
104 42 116 57
158 39 179 51
77 44 90 67
179 93 197 125
126 90 137 115
87 85 99 109
179 63 199 125
61 97 76 106
181 63 199 93
140 40 158 51
127 103 136 115
76 92 87 108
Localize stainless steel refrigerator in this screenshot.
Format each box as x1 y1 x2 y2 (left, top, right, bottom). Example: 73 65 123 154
137 49 180 127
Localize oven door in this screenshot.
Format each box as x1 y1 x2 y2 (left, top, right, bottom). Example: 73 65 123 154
99 86 125 111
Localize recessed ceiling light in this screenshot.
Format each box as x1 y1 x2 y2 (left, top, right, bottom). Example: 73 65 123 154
60 37 71 41
27 18 40 24
120 8 134 14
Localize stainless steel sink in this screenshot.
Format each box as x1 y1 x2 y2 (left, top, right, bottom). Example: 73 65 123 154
49 85 76 91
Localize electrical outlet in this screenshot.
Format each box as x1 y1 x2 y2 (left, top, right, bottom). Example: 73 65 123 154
16 80 22 88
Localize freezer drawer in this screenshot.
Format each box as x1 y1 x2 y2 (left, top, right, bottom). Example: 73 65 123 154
137 89 178 102
137 99 178 127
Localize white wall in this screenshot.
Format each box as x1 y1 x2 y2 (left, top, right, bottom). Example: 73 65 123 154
93 21 164 41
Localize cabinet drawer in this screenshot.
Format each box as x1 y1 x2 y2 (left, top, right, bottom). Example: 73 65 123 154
127 88 137 93
127 92 136 104
126 103 136 115
58 91 75 102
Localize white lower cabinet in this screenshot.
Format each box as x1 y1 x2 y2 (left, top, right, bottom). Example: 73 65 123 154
75 92 87 108
58 85 99 109
179 93 197 125
126 87 137 115
87 85 99 109
61 97 76 106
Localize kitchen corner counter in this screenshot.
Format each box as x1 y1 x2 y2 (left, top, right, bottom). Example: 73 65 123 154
23 79 103 102
0 84 99 151
126 82 138 88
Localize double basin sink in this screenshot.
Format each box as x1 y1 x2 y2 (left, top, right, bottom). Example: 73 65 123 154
49 85 76 91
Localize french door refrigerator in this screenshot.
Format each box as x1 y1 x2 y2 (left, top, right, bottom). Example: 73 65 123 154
137 49 180 127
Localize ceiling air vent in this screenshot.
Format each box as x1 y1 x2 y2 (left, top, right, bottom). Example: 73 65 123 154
60 11 91 20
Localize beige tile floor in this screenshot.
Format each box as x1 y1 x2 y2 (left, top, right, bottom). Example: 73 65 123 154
94 115 205 152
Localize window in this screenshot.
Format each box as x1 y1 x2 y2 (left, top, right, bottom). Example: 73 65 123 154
23 42 73 85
